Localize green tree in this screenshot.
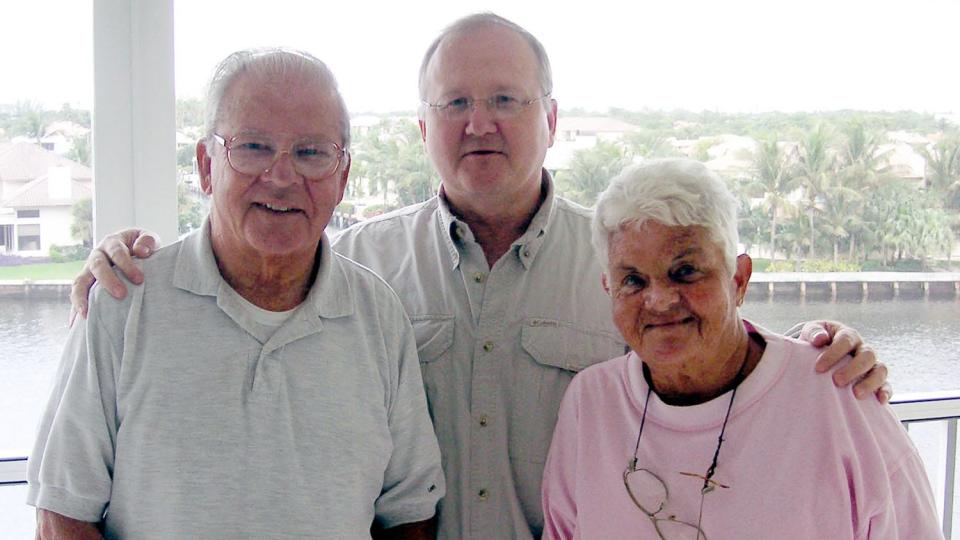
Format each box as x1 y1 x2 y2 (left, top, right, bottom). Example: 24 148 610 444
12 100 47 141
794 125 837 260
176 98 205 131
68 134 92 166
177 144 197 170
555 140 629 206
746 138 797 262
349 118 437 207
178 182 204 234
55 103 91 127
916 136 960 210
622 130 679 159
834 123 891 261
70 198 93 247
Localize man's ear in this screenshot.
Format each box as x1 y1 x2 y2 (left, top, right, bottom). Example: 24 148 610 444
545 98 558 148
418 115 428 143
334 152 352 206
197 140 213 195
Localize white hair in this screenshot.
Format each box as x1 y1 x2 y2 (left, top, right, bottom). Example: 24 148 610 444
591 158 740 273
203 48 351 148
418 12 553 104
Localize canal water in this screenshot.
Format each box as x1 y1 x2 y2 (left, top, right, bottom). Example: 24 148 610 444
2 294 958 455
1 295 958 535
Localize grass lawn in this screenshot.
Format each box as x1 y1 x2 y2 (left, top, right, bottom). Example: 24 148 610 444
0 260 86 280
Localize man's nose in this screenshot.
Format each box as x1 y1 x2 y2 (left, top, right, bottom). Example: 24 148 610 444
262 151 302 185
464 102 498 137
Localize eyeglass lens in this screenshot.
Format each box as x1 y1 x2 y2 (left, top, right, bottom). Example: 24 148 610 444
228 134 340 178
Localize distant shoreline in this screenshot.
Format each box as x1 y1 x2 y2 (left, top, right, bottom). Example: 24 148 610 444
2 272 959 300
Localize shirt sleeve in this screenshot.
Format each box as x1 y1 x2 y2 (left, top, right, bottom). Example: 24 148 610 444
25 293 121 522
867 450 944 539
541 377 582 540
373 298 446 528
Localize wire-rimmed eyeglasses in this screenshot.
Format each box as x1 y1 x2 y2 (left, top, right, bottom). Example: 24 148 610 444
211 131 347 180
623 464 709 540
421 93 551 120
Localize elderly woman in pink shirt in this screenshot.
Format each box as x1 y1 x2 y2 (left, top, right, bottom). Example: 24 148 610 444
541 158 942 539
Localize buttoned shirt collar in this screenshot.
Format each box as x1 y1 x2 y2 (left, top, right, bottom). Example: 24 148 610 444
437 169 557 271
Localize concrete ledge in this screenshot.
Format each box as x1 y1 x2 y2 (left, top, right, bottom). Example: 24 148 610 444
746 273 960 301
0 280 72 299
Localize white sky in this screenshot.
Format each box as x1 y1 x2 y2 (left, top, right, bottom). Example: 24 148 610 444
2 0 958 115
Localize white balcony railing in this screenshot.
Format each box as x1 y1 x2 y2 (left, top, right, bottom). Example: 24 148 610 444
3 391 959 538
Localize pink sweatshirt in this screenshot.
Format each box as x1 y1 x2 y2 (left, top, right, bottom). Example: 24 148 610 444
542 324 942 539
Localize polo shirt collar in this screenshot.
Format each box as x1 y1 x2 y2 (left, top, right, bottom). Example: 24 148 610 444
173 217 354 320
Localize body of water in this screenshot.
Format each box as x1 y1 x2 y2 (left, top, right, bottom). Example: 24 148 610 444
2 295 958 456
1 295 958 537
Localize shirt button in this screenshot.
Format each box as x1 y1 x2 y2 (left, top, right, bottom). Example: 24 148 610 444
473 272 485 283
479 415 488 427
483 341 494 352
522 249 531 257
478 489 488 500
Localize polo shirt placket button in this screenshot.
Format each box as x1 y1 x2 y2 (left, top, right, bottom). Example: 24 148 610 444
478 489 488 500
482 341 494 352
479 415 488 427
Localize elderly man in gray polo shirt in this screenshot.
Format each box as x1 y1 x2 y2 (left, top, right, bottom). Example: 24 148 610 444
28 49 443 539
70 14 889 540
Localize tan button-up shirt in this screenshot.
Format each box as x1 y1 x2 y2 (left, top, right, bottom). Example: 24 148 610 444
334 171 626 539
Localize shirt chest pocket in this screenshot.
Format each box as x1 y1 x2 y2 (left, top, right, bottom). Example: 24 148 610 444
409 315 455 413
410 315 455 363
520 319 627 373
509 320 627 464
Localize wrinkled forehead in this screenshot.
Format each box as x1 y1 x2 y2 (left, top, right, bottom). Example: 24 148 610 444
218 70 343 138
424 24 541 97
610 221 716 260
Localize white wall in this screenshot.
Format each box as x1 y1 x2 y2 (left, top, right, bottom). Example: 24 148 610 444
39 206 78 254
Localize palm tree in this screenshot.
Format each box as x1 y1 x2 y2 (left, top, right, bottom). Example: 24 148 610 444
818 181 863 264
747 138 797 262
555 140 630 206
915 136 960 268
831 124 890 262
794 125 836 260
916 136 960 210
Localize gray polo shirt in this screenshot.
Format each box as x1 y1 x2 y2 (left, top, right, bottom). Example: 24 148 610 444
334 171 626 539
27 222 444 539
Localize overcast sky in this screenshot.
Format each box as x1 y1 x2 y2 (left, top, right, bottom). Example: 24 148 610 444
3 0 958 115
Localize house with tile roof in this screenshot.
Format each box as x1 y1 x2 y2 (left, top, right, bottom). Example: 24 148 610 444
0 142 92 256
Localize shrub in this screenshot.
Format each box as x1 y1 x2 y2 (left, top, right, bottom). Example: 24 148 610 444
362 204 397 218
764 259 861 272
49 244 91 263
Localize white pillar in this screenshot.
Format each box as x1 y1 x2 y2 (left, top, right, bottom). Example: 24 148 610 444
92 0 177 244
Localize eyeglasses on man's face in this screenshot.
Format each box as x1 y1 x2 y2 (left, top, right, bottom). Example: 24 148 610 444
421 93 551 121
623 464 709 540
211 131 347 180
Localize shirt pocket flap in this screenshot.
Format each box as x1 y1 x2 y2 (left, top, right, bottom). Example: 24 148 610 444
411 315 455 364
521 319 627 372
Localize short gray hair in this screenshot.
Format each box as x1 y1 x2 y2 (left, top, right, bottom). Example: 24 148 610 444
592 158 740 274
203 48 351 148
418 13 553 102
